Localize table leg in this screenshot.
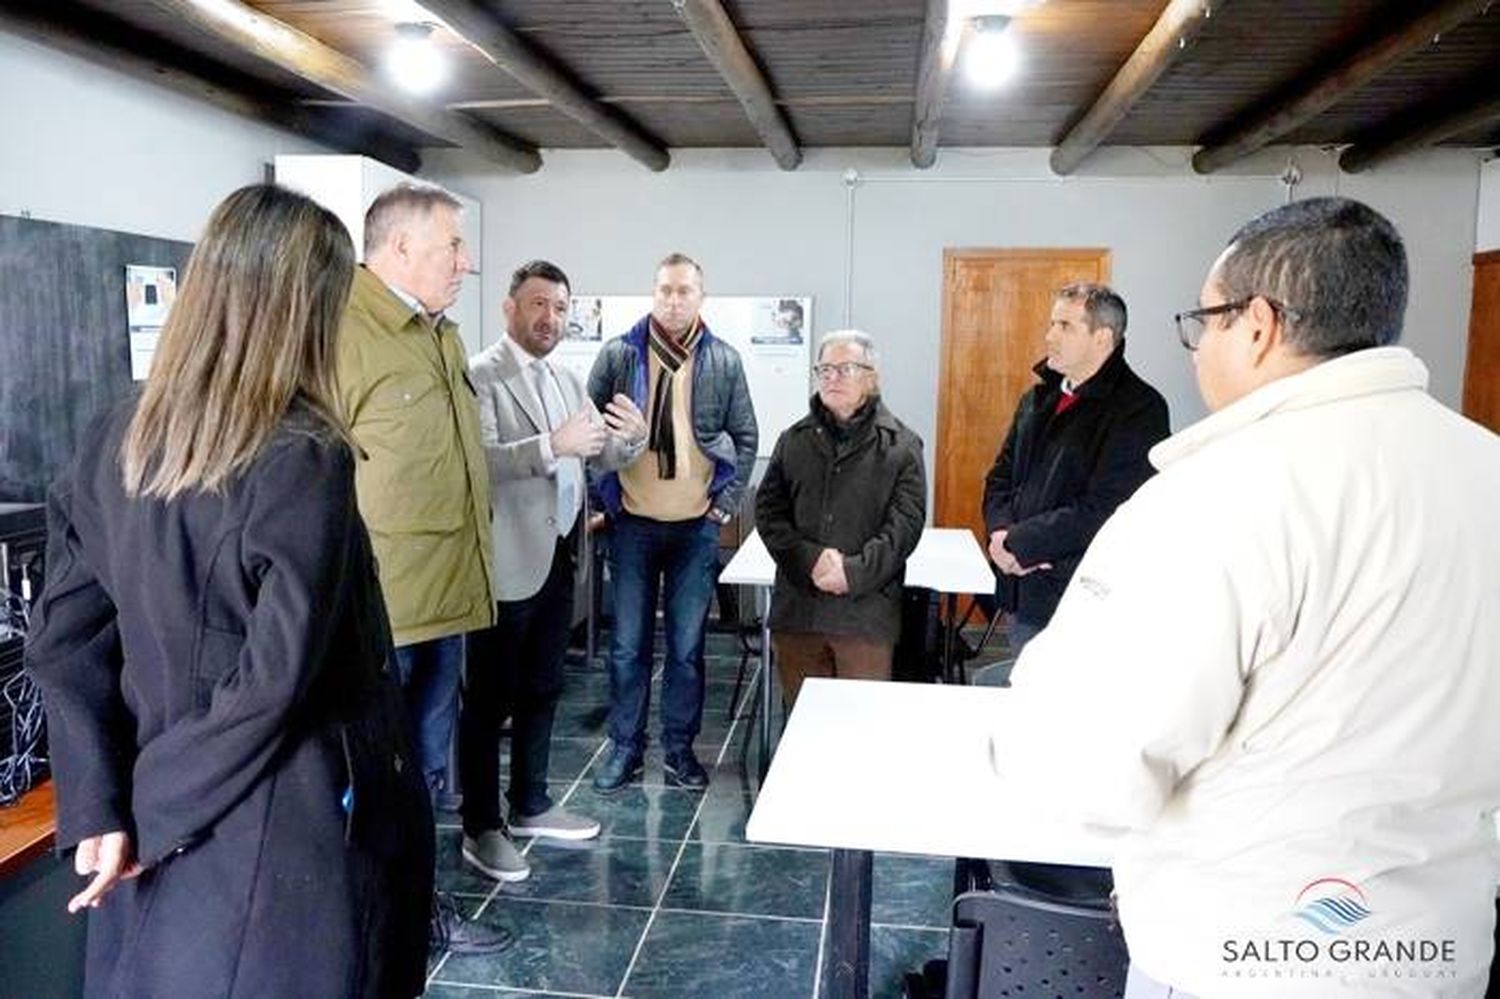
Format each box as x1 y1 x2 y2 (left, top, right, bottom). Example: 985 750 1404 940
584 527 596 667
941 591 957 684
758 585 774 781
826 848 873 999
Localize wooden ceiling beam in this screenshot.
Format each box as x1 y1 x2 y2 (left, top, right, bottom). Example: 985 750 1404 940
1192 0 1492 174
909 0 960 169
671 0 802 170
417 0 668 171
142 0 540 173
1340 87 1500 173
437 95 917 112
0 2 422 174
1050 0 1216 176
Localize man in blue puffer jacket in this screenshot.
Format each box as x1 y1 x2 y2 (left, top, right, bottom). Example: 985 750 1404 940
586 253 758 792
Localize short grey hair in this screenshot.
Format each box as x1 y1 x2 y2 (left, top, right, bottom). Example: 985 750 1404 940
1218 196 1407 357
1056 282 1127 348
817 329 879 368
364 183 462 258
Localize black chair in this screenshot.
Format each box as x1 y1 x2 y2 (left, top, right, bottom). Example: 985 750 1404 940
904 887 1129 999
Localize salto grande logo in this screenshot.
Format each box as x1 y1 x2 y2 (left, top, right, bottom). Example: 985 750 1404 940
1219 876 1459 985
1291 878 1373 935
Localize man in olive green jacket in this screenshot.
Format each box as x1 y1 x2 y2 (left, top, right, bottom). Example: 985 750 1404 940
338 184 504 956
337 184 495 798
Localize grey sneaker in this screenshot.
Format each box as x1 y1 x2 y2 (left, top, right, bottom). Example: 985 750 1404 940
510 805 601 841
461 829 531 883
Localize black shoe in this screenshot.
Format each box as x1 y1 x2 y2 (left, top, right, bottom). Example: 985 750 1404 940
663 750 709 790
591 745 643 794
430 892 512 955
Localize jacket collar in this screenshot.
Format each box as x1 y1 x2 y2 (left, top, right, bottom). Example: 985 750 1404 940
1150 346 1429 470
1031 340 1130 401
805 394 897 438
494 335 548 433
350 265 455 336
626 313 716 353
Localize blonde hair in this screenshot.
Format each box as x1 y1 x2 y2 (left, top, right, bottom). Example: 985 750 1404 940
121 184 355 499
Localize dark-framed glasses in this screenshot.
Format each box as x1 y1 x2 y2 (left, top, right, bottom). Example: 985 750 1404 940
813 361 874 381
1173 296 1302 351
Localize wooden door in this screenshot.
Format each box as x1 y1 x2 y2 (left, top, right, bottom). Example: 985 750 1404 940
1463 250 1500 435
934 248 1112 544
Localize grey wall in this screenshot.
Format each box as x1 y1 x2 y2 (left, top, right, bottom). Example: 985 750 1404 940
428 146 1482 468
1480 159 1500 252
0 31 323 241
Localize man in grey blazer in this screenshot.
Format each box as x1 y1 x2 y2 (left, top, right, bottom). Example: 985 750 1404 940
460 260 646 882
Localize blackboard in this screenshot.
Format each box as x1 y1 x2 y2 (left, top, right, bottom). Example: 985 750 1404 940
0 216 192 502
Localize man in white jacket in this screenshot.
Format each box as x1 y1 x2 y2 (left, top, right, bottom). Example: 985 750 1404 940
997 197 1500 997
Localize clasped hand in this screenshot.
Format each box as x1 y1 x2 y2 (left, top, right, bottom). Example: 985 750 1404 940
551 394 647 459
811 548 849 595
987 529 1052 577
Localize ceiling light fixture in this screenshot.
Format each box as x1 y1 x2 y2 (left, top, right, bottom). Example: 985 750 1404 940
386 21 447 97
950 0 1045 19
963 15 1021 90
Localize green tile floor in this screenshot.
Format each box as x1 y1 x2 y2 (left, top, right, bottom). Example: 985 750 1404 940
422 629 1014 998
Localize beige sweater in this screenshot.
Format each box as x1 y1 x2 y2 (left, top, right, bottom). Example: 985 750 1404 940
620 348 713 521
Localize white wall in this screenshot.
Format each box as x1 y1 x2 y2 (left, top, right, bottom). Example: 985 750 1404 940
2 24 1482 461
1479 158 1500 252
427 144 1483 457
0 31 328 241
0 31 490 353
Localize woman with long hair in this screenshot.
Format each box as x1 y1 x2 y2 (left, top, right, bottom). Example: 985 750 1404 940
26 184 434 998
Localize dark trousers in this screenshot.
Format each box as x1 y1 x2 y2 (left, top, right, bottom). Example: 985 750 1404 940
459 537 575 835
606 511 719 756
1009 617 1044 654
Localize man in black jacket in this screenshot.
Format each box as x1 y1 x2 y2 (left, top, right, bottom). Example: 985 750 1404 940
983 282 1169 652
757 330 926 706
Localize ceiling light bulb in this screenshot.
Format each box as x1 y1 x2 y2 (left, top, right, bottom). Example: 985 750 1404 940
386 22 447 97
964 17 1020 90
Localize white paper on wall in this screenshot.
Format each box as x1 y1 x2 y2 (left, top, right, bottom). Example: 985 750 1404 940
125 264 176 381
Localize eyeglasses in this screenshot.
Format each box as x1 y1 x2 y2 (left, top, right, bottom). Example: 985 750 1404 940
813 361 874 381
1173 296 1302 351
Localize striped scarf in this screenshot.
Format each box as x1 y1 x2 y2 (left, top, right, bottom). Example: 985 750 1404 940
647 316 702 479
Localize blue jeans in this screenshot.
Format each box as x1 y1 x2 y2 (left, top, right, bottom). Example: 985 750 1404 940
607 511 719 756
392 634 465 797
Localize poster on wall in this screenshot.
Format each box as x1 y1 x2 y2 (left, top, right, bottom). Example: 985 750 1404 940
555 295 814 458
124 264 177 380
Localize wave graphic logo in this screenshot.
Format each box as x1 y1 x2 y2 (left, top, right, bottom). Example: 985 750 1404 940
1292 878 1373 935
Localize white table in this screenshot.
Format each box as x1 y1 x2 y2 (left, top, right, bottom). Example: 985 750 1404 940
746 678 1116 999
717 527 996 774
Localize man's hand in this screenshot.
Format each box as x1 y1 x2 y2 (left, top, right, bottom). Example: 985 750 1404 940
987 529 1012 569
603 394 648 444
988 529 1052 576
551 409 606 459
811 548 849 595
69 831 142 913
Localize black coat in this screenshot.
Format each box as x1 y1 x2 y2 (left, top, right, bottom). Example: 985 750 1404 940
26 403 433 999
757 397 926 644
982 344 1169 627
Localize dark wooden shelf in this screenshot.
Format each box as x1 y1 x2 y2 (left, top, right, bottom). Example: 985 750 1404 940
0 780 58 878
